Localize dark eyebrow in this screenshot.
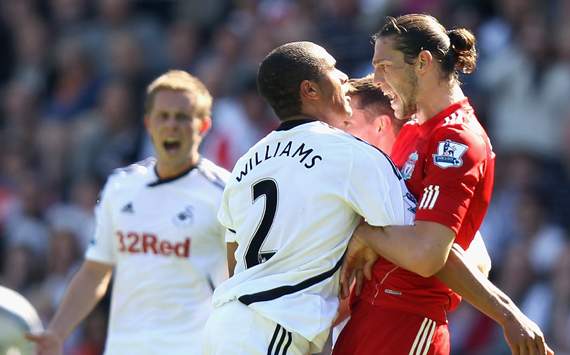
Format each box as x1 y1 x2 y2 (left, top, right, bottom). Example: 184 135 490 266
372 58 391 66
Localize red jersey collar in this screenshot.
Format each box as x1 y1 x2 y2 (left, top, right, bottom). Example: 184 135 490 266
417 98 471 133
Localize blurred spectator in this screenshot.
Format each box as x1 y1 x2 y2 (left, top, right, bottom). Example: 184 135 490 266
10 15 50 92
165 20 200 72
69 79 140 183
315 0 373 75
83 0 166 74
201 75 277 169
0 245 39 293
46 178 98 249
477 10 570 158
480 151 540 261
4 172 50 256
43 37 101 122
551 246 570 353
195 24 244 96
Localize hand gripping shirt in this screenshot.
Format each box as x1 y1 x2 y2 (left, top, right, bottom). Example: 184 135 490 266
360 99 496 323
213 119 415 353
85 158 229 355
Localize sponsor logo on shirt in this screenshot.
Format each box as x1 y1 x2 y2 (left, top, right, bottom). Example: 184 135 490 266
432 140 468 168
121 202 134 214
116 231 191 258
173 206 194 227
401 151 418 180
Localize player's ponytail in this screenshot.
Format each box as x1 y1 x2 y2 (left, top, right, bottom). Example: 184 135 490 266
445 28 477 75
375 14 478 81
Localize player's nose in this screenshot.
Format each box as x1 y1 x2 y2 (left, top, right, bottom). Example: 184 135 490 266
373 70 386 85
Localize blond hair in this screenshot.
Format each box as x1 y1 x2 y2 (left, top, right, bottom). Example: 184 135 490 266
144 70 212 118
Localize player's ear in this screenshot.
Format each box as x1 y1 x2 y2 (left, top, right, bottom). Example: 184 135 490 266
378 115 387 131
199 116 212 136
416 50 433 74
299 80 320 101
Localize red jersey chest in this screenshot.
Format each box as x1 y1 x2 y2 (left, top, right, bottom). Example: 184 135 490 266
391 123 429 197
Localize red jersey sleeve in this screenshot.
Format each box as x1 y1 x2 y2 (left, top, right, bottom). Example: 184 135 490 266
415 126 488 235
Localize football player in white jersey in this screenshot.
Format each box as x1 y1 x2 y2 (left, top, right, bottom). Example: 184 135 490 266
26 70 229 355
202 41 416 355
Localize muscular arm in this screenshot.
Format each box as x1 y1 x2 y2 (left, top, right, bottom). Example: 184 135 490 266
436 245 551 354
358 220 514 324
26 260 112 352
356 221 455 277
436 245 512 322
227 242 238 277
349 224 551 354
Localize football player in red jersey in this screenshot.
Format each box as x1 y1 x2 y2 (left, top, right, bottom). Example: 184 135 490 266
334 14 553 355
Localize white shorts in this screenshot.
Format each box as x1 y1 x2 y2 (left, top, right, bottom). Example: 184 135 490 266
204 301 310 355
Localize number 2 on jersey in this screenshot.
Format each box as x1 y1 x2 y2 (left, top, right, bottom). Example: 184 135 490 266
245 179 278 268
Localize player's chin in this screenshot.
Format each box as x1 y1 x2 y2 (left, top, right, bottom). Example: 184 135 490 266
159 147 182 160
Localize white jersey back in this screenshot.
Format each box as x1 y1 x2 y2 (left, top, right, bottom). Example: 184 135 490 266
86 158 229 355
214 120 415 351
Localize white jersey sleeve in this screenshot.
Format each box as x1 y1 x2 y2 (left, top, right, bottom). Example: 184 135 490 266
345 145 409 227
85 177 116 264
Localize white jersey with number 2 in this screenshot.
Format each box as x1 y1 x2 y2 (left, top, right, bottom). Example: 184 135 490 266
213 119 415 352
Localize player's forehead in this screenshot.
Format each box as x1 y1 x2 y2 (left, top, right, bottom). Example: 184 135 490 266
372 36 400 65
152 89 195 110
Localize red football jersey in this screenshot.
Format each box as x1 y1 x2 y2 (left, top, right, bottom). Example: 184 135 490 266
359 98 495 323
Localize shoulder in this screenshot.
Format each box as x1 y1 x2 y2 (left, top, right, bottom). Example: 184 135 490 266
429 123 488 169
307 122 396 168
432 114 488 151
196 158 230 190
105 157 156 192
110 157 156 179
307 122 378 151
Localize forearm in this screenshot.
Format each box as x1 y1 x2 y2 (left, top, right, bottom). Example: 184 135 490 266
463 231 491 277
436 246 516 325
48 261 112 339
357 222 454 277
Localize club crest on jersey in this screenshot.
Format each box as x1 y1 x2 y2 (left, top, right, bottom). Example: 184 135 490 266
401 151 418 180
173 206 194 227
433 140 468 168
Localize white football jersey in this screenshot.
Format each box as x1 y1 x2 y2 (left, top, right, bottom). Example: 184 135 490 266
86 157 229 355
213 119 415 352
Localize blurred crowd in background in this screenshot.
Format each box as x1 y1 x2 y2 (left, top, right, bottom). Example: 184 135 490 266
0 0 568 354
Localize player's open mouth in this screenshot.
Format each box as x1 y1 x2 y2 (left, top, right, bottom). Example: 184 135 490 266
163 139 181 153
384 90 396 102
383 90 399 108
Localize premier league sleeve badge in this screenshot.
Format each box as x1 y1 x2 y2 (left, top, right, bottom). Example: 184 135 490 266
433 140 468 168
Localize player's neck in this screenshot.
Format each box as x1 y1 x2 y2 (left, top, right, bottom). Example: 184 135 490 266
415 82 465 124
156 153 200 179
